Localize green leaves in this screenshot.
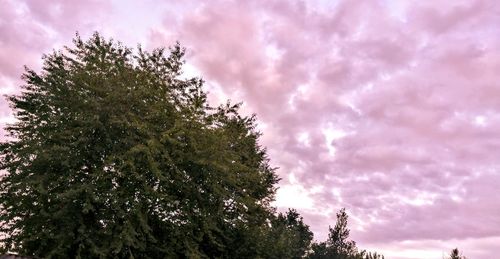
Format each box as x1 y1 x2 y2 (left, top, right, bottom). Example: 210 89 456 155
0 33 278 258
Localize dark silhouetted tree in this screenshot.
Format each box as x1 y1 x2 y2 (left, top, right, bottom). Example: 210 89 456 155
308 208 384 259
449 248 466 259
357 251 384 259
309 208 357 259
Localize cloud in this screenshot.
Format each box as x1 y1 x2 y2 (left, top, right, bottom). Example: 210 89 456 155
0 0 111 139
149 0 500 257
2 0 500 257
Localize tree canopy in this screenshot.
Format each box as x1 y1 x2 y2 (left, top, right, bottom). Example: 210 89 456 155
0 33 282 258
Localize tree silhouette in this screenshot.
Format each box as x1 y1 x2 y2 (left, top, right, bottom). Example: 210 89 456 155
308 208 383 259
449 248 467 259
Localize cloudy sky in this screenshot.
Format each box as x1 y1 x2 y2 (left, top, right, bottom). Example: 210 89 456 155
2 0 500 258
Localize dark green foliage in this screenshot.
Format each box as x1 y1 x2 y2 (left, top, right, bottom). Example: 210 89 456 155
356 251 384 259
215 208 314 259
261 209 314 259
308 209 357 259
0 33 280 258
308 209 383 259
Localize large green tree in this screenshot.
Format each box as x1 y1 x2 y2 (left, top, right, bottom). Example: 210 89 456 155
0 33 280 258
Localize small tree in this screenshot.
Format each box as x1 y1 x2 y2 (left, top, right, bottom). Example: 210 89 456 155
262 209 314 258
308 208 383 259
327 208 358 256
308 208 358 259
449 248 466 259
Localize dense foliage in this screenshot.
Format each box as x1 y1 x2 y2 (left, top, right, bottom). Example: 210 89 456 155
0 33 283 258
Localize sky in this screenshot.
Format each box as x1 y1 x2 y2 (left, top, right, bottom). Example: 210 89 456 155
1 0 499 258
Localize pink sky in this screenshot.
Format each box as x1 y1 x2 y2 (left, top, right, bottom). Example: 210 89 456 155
1 0 500 258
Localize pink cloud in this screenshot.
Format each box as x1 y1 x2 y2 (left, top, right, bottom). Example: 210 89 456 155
0 0 111 139
2 0 500 257
149 0 500 257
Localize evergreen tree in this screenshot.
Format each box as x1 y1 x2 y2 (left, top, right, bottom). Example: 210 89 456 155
308 209 383 259
0 33 279 258
327 208 358 257
309 208 357 259
449 248 466 259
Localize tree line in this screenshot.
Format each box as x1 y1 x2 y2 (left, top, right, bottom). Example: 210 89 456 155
0 33 466 258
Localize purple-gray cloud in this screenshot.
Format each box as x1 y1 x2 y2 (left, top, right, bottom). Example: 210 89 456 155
2 0 500 258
